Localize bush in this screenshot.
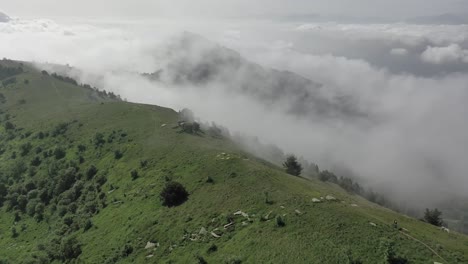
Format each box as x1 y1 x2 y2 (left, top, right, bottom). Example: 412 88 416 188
86 165 98 179
424 208 443 227
53 147 66 160
160 181 189 207
60 237 82 260
114 150 123 159
276 215 285 227
31 156 41 166
130 169 138 180
283 155 302 176
4 121 15 130
93 133 105 147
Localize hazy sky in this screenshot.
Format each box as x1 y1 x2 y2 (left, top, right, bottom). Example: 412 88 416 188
1 0 468 19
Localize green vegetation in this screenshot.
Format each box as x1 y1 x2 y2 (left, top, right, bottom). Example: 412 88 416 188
0 59 466 263
283 155 303 176
424 208 444 227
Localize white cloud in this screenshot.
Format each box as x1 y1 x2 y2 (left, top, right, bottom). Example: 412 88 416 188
390 48 408 56
421 44 468 64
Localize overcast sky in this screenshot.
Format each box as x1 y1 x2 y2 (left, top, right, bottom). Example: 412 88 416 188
1 0 468 19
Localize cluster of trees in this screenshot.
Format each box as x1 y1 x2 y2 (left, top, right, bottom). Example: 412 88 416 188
0 65 23 80
0 117 137 261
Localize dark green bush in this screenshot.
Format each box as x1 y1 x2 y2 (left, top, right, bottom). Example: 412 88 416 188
160 181 189 207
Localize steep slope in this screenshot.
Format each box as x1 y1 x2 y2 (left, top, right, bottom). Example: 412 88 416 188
0 59 467 263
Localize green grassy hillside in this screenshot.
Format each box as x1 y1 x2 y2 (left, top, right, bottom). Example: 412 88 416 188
0 59 467 264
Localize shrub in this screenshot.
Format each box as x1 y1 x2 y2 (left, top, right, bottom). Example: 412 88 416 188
83 219 93 232
31 156 41 166
52 122 69 137
77 144 86 152
93 133 105 147
4 121 15 130
424 208 443 227
130 170 139 180
207 243 218 253
60 237 82 260
11 227 18 238
86 165 98 180
114 150 123 159
53 147 66 160
276 215 285 227
283 155 302 176
140 159 148 168
120 243 133 258
160 181 189 207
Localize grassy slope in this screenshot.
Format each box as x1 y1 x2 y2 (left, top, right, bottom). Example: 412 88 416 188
0 60 467 263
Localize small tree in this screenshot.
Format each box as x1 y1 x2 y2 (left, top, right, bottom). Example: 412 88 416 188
424 208 443 227
130 169 139 180
160 181 189 207
283 155 303 176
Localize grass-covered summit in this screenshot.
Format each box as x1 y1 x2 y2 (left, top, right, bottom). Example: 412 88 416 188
0 59 467 263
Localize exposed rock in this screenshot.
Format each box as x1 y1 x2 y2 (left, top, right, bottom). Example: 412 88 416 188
312 198 321 203
325 195 336 201
145 241 156 249
295 209 302 215
146 254 154 258
211 232 221 238
161 124 167 127
350 204 358 207
199 227 207 235
224 222 234 229
369 222 377 227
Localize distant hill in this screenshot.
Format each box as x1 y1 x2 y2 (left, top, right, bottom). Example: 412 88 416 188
0 59 467 263
406 13 468 25
0 12 10 23
146 32 368 121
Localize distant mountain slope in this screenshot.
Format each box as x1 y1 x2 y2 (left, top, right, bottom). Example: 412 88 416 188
406 13 468 25
147 32 368 121
0 59 467 263
0 12 10 23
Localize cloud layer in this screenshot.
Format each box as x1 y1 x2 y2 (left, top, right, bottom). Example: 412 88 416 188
1 16 468 210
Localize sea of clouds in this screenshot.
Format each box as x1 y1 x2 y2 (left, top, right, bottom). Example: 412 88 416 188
1 15 468 210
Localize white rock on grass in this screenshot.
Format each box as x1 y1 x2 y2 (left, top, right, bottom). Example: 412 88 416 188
325 195 336 201
312 198 321 203
145 241 156 249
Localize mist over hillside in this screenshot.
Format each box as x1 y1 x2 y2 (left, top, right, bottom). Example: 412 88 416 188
1 13 468 215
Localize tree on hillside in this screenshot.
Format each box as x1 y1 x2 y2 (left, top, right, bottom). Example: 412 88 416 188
424 208 443 227
160 181 189 207
283 155 303 176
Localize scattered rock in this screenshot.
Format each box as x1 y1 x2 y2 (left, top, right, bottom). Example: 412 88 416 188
350 204 358 207
320 197 324 200
146 254 154 258
234 210 249 218
434 262 442 264
199 227 208 235
280 206 285 209
295 209 302 215
312 198 321 203
369 222 377 227
145 241 156 249
161 124 167 127
242 221 249 226
325 195 336 201
224 222 234 229
211 232 221 238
